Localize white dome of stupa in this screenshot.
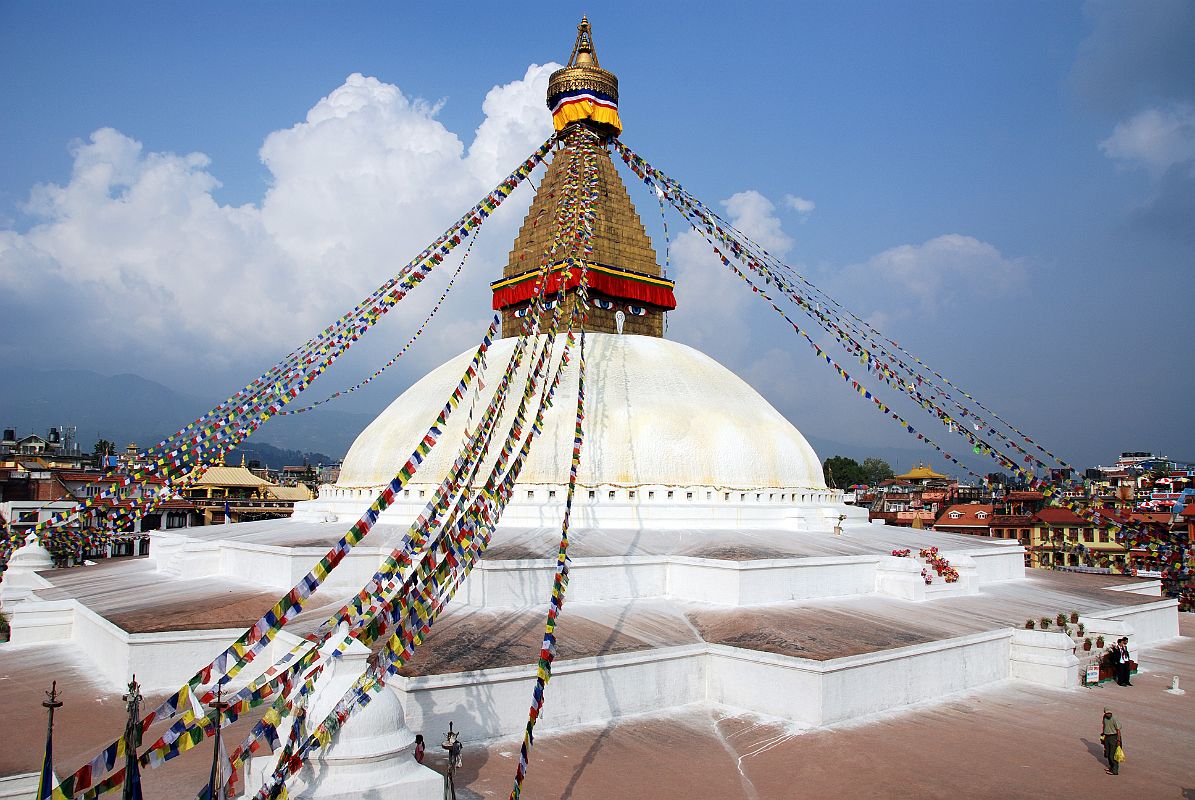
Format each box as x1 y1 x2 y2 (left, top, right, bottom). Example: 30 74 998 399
336 333 826 493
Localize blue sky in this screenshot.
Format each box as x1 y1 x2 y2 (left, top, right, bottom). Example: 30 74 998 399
1 1 1192 470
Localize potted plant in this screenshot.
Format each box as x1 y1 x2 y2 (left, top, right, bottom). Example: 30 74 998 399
1077 623 1085 636
1025 619 1036 630
1069 611 1080 624
1096 635 1105 648
1083 637 1093 651
1056 613 1067 627
1040 617 1051 630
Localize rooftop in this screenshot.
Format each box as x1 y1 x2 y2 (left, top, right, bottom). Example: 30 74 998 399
935 503 994 528
1033 507 1089 526
190 465 272 488
894 464 950 481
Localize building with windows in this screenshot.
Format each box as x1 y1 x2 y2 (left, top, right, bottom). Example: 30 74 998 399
1028 507 1127 573
932 503 994 536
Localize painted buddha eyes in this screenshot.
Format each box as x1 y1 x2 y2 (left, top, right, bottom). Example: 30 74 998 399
515 298 649 316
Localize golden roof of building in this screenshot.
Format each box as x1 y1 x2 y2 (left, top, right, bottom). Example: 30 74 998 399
191 465 272 488
265 484 314 501
895 464 949 481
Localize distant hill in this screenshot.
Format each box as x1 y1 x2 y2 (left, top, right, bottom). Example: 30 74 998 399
0 367 371 461
226 442 335 471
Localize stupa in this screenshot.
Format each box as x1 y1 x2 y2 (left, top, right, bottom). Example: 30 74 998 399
305 17 837 533
0 18 1180 800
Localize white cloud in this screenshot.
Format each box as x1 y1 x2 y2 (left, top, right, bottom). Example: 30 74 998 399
835 234 1026 315
667 190 793 363
782 193 815 215
1100 103 1195 175
0 65 559 379
721 190 792 256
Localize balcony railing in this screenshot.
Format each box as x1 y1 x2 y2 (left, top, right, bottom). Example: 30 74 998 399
189 498 296 509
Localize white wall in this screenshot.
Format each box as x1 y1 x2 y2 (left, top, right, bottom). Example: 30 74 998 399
395 645 708 740
1095 599 1181 645
707 632 1010 726
394 631 1016 738
0 773 41 800
7 597 270 691
817 632 1010 724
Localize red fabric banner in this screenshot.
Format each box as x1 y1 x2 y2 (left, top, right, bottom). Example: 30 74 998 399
491 268 676 311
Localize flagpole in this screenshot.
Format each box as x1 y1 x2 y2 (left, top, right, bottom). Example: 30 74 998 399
37 681 63 800
121 676 142 800
207 685 230 800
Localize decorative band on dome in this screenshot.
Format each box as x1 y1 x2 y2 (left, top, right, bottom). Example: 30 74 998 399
491 262 675 310
548 87 622 134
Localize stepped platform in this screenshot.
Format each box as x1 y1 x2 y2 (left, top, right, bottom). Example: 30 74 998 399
1 517 1181 798
451 613 1195 800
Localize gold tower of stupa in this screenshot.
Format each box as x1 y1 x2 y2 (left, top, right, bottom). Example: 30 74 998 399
490 17 676 338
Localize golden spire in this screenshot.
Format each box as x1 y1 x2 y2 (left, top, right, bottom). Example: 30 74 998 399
547 17 621 137
568 15 598 67
492 18 674 339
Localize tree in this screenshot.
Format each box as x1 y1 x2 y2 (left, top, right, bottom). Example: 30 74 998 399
861 457 894 486
823 456 866 488
93 439 115 458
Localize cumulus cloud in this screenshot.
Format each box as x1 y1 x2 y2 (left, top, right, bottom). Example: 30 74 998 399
722 191 793 255
834 234 1027 315
1099 103 1195 240
782 194 815 215
667 190 793 362
1100 103 1195 176
666 189 1024 359
0 65 559 382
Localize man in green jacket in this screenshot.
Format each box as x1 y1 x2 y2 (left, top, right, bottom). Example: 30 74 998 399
1101 707 1122 775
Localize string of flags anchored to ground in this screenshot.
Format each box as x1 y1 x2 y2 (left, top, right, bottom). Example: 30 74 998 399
17 79 1183 800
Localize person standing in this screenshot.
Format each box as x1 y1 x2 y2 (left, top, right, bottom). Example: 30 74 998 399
1100 707 1122 775
1116 638 1133 686
414 734 425 764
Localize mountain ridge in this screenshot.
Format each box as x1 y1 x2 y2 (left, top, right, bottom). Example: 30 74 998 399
0 366 371 463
